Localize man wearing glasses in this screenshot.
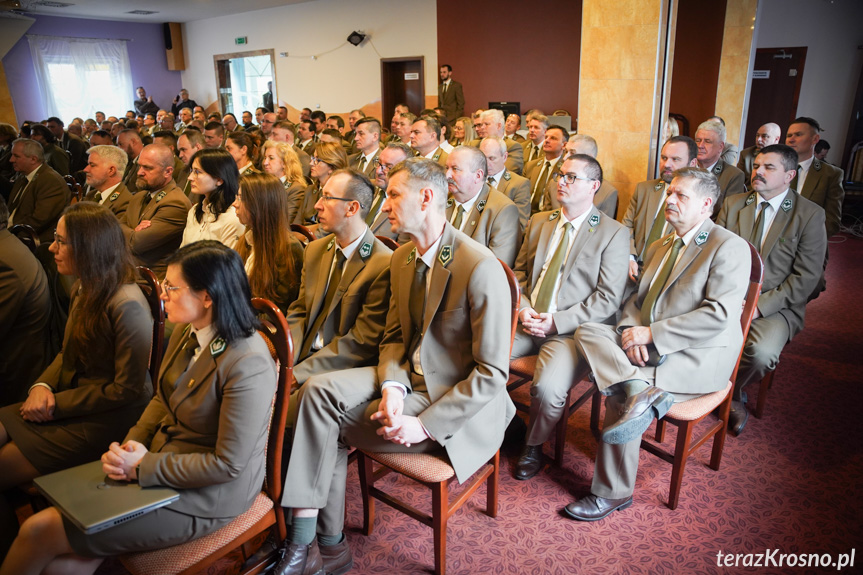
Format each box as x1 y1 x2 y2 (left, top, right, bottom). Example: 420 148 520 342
285 169 393 389
369 142 412 242
510 154 630 480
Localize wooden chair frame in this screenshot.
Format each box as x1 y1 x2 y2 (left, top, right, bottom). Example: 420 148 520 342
355 259 520 575
9 224 40 255
136 266 165 384
290 223 315 246
375 235 400 251
121 297 293 575
637 242 764 509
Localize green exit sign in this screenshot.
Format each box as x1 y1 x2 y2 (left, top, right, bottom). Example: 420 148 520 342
235 37 248 45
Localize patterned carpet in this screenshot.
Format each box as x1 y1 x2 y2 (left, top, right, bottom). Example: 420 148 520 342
96 234 862 575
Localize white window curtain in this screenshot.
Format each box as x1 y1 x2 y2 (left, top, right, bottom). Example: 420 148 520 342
27 34 133 124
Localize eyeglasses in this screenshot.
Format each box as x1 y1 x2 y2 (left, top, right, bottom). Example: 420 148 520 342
160 279 191 296
310 157 324 166
52 231 67 246
553 172 597 185
373 158 396 172
320 194 365 209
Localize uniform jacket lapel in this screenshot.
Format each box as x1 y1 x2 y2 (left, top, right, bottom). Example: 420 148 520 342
664 220 710 290
461 184 490 238
760 193 793 257
562 206 600 279
531 214 557 288
305 238 336 339
423 225 455 333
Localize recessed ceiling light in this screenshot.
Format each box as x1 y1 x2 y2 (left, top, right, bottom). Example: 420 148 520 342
126 9 158 15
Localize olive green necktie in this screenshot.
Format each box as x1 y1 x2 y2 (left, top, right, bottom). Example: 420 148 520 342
531 161 551 212
750 201 770 253
92 191 103 203
358 156 366 173
300 250 346 359
365 190 385 225
641 238 684 325
534 222 574 313
163 330 199 388
409 259 428 355
644 195 668 257
452 205 466 230
790 164 802 190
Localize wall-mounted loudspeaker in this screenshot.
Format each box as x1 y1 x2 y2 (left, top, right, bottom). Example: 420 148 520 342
163 23 185 71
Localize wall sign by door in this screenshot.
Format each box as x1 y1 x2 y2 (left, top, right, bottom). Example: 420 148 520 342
404 72 419 80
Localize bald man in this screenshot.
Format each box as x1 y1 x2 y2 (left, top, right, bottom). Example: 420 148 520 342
738 123 781 188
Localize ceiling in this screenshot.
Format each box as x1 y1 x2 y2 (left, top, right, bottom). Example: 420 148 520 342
1 0 315 23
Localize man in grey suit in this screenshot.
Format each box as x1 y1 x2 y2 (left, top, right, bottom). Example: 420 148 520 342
695 120 746 218
510 154 630 480
438 64 465 122
82 145 133 221
738 123 781 188
567 168 750 521
287 170 392 385
275 158 514 574
444 145 520 267
565 134 619 219
368 142 412 242
481 137 531 230
623 136 698 282
347 117 382 179
717 145 827 435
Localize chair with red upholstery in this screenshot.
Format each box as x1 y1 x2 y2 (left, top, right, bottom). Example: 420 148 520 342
120 297 293 575
355 259 520 575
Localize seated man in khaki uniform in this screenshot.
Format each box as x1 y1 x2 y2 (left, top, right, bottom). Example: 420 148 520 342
567 168 750 521
510 154 629 480
274 158 515 575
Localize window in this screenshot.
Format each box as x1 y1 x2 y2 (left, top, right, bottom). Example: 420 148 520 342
28 34 133 124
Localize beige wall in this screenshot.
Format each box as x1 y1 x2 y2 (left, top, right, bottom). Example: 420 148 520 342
716 0 759 151
579 0 665 220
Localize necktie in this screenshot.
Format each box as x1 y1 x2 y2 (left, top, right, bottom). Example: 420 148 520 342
452 205 466 230
299 250 346 359
442 82 448 99
641 238 684 325
644 194 668 258
790 164 802 191
365 190 385 225
531 161 551 212
529 144 539 163
93 191 103 203
409 258 429 354
750 201 770 253
534 222 574 313
358 156 367 173
162 330 199 388
9 176 28 208
487 176 495 188
140 192 153 214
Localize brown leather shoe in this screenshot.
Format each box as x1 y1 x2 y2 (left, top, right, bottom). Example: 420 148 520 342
272 539 324 575
320 537 353 575
563 494 633 521
601 386 673 445
513 444 544 481
728 400 749 436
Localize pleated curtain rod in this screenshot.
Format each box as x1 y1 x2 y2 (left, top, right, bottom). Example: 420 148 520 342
26 33 132 42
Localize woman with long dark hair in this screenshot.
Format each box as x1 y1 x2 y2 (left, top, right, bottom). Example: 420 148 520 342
0 202 152 490
1 241 277 574
180 148 245 249
234 173 304 312
293 141 348 226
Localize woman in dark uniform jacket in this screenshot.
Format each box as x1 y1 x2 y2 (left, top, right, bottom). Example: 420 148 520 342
0 202 152 489
0 241 277 574
234 173 304 313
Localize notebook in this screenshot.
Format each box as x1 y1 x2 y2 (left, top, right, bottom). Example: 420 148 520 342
34 460 180 534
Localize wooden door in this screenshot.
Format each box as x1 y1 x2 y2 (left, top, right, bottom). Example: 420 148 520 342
743 47 807 148
381 58 425 128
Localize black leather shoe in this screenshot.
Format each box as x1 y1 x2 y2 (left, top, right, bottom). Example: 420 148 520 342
320 537 353 575
563 494 633 521
513 444 544 480
601 387 673 445
728 400 749 437
272 539 324 575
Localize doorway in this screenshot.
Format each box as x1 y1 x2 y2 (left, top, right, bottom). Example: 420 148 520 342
743 47 807 148
380 57 425 129
213 49 275 117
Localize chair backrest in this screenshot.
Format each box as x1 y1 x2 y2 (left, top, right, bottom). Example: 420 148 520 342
136 266 165 384
498 259 520 354
10 224 40 255
251 297 293 542
290 223 315 246
730 242 764 383
376 235 399 251
64 175 83 204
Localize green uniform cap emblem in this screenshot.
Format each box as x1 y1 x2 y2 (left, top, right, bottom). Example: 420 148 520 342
549 210 560 221
210 337 227 357
662 236 673 246
326 238 335 251
588 214 600 227
781 198 793 212
406 248 415 264
446 198 454 208
695 231 709 245
477 200 486 212
109 192 119 201
746 193 756 206
503 172 511 181
359 242 372 258
155 190 167 202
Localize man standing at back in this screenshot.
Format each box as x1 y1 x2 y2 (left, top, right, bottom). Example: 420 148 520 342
274 158 514 575
438 64 465 122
